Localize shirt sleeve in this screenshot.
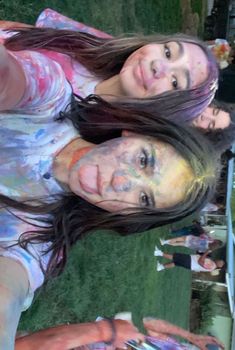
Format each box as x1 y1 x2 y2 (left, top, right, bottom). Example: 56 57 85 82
10 49 72 116
0 211 52 310
36 8 112 38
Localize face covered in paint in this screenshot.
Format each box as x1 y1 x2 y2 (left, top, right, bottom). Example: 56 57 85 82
67 132 194 212
119 41 209 98
192 106 231 130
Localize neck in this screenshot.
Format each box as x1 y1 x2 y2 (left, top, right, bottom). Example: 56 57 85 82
95 74 125 99
53 137 94 184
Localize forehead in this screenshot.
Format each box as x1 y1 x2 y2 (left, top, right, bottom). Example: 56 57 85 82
181 42 209 87
150 141 194 208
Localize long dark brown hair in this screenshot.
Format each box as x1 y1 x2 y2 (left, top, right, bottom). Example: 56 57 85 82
2 95 220 279
5 28 218 121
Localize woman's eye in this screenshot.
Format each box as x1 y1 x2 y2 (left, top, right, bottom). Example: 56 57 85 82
139 192 150 207
164 44 171 59
139 150 148 169
171 76 178 89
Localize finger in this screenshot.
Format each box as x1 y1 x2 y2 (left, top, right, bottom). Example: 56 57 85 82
137 332 145 342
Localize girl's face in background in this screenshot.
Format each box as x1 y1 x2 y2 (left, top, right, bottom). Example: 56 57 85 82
68 132 193 212
192 106 231 130
119 41 209 98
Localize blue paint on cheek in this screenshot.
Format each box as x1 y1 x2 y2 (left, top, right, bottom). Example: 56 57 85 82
114 169 126 176
115 181 132 192
111 170 132 192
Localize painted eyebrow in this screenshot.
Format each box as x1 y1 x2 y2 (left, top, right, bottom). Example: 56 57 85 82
149 143 156 169
149 191 156 208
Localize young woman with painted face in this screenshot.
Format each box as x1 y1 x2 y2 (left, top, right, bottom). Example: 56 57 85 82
0 93 219 349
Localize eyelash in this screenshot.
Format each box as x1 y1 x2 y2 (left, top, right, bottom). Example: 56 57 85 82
139 149 149 169
138 149 153 208
164 44 171 59
139 191 150 207
171 76 178 90
164 45 178 90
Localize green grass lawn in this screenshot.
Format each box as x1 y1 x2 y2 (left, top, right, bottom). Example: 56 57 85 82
0 0 205 333
19 228 192 331
0 0 206 35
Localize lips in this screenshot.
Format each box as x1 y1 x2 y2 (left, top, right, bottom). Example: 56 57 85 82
78 164 100 195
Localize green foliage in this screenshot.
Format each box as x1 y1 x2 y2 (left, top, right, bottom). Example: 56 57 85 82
194 286 217 332
0 0 183 34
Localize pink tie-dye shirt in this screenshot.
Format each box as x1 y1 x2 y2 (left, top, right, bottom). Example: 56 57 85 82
35 8 112 97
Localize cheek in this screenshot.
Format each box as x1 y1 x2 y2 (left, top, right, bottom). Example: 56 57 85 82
190 61 207 87
150 78 169 95
98 192 137 212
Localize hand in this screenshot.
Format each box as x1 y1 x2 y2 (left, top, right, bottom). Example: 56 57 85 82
0 44 26 110
190 334 225 350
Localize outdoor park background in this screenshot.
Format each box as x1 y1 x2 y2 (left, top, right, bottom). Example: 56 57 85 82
0 0 232 334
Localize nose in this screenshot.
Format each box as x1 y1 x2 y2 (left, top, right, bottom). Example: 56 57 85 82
151 59 168 79
111 170 132 192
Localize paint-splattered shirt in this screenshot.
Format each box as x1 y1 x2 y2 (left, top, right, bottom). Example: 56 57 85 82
35 8 112 97
0 40 77 309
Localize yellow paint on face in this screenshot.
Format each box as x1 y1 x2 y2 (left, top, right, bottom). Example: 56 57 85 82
148 143 194 208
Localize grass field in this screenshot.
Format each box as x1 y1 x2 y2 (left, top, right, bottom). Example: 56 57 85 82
19 228 192 331
0 0 206 35
0 0 206 333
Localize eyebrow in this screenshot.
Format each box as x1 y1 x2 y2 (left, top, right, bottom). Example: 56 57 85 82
174 42 191 89
213 107 220 116
149 144 157 208
149 191 156 208
184 69 191 89
176 41 184 57
149 144 157 171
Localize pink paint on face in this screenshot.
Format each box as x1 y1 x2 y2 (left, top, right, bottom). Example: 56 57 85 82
78 164 100 195
119 41 209 98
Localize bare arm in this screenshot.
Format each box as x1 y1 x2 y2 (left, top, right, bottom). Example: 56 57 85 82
15 319 144 350
0 21 33 29
143 318 224 350
0 257 29 350
198 251 211 267
0 44 26 110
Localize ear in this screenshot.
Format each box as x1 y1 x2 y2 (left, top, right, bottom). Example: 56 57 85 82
121 130 139 137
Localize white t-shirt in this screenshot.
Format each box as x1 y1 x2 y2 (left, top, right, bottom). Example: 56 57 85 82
191 255 216 272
